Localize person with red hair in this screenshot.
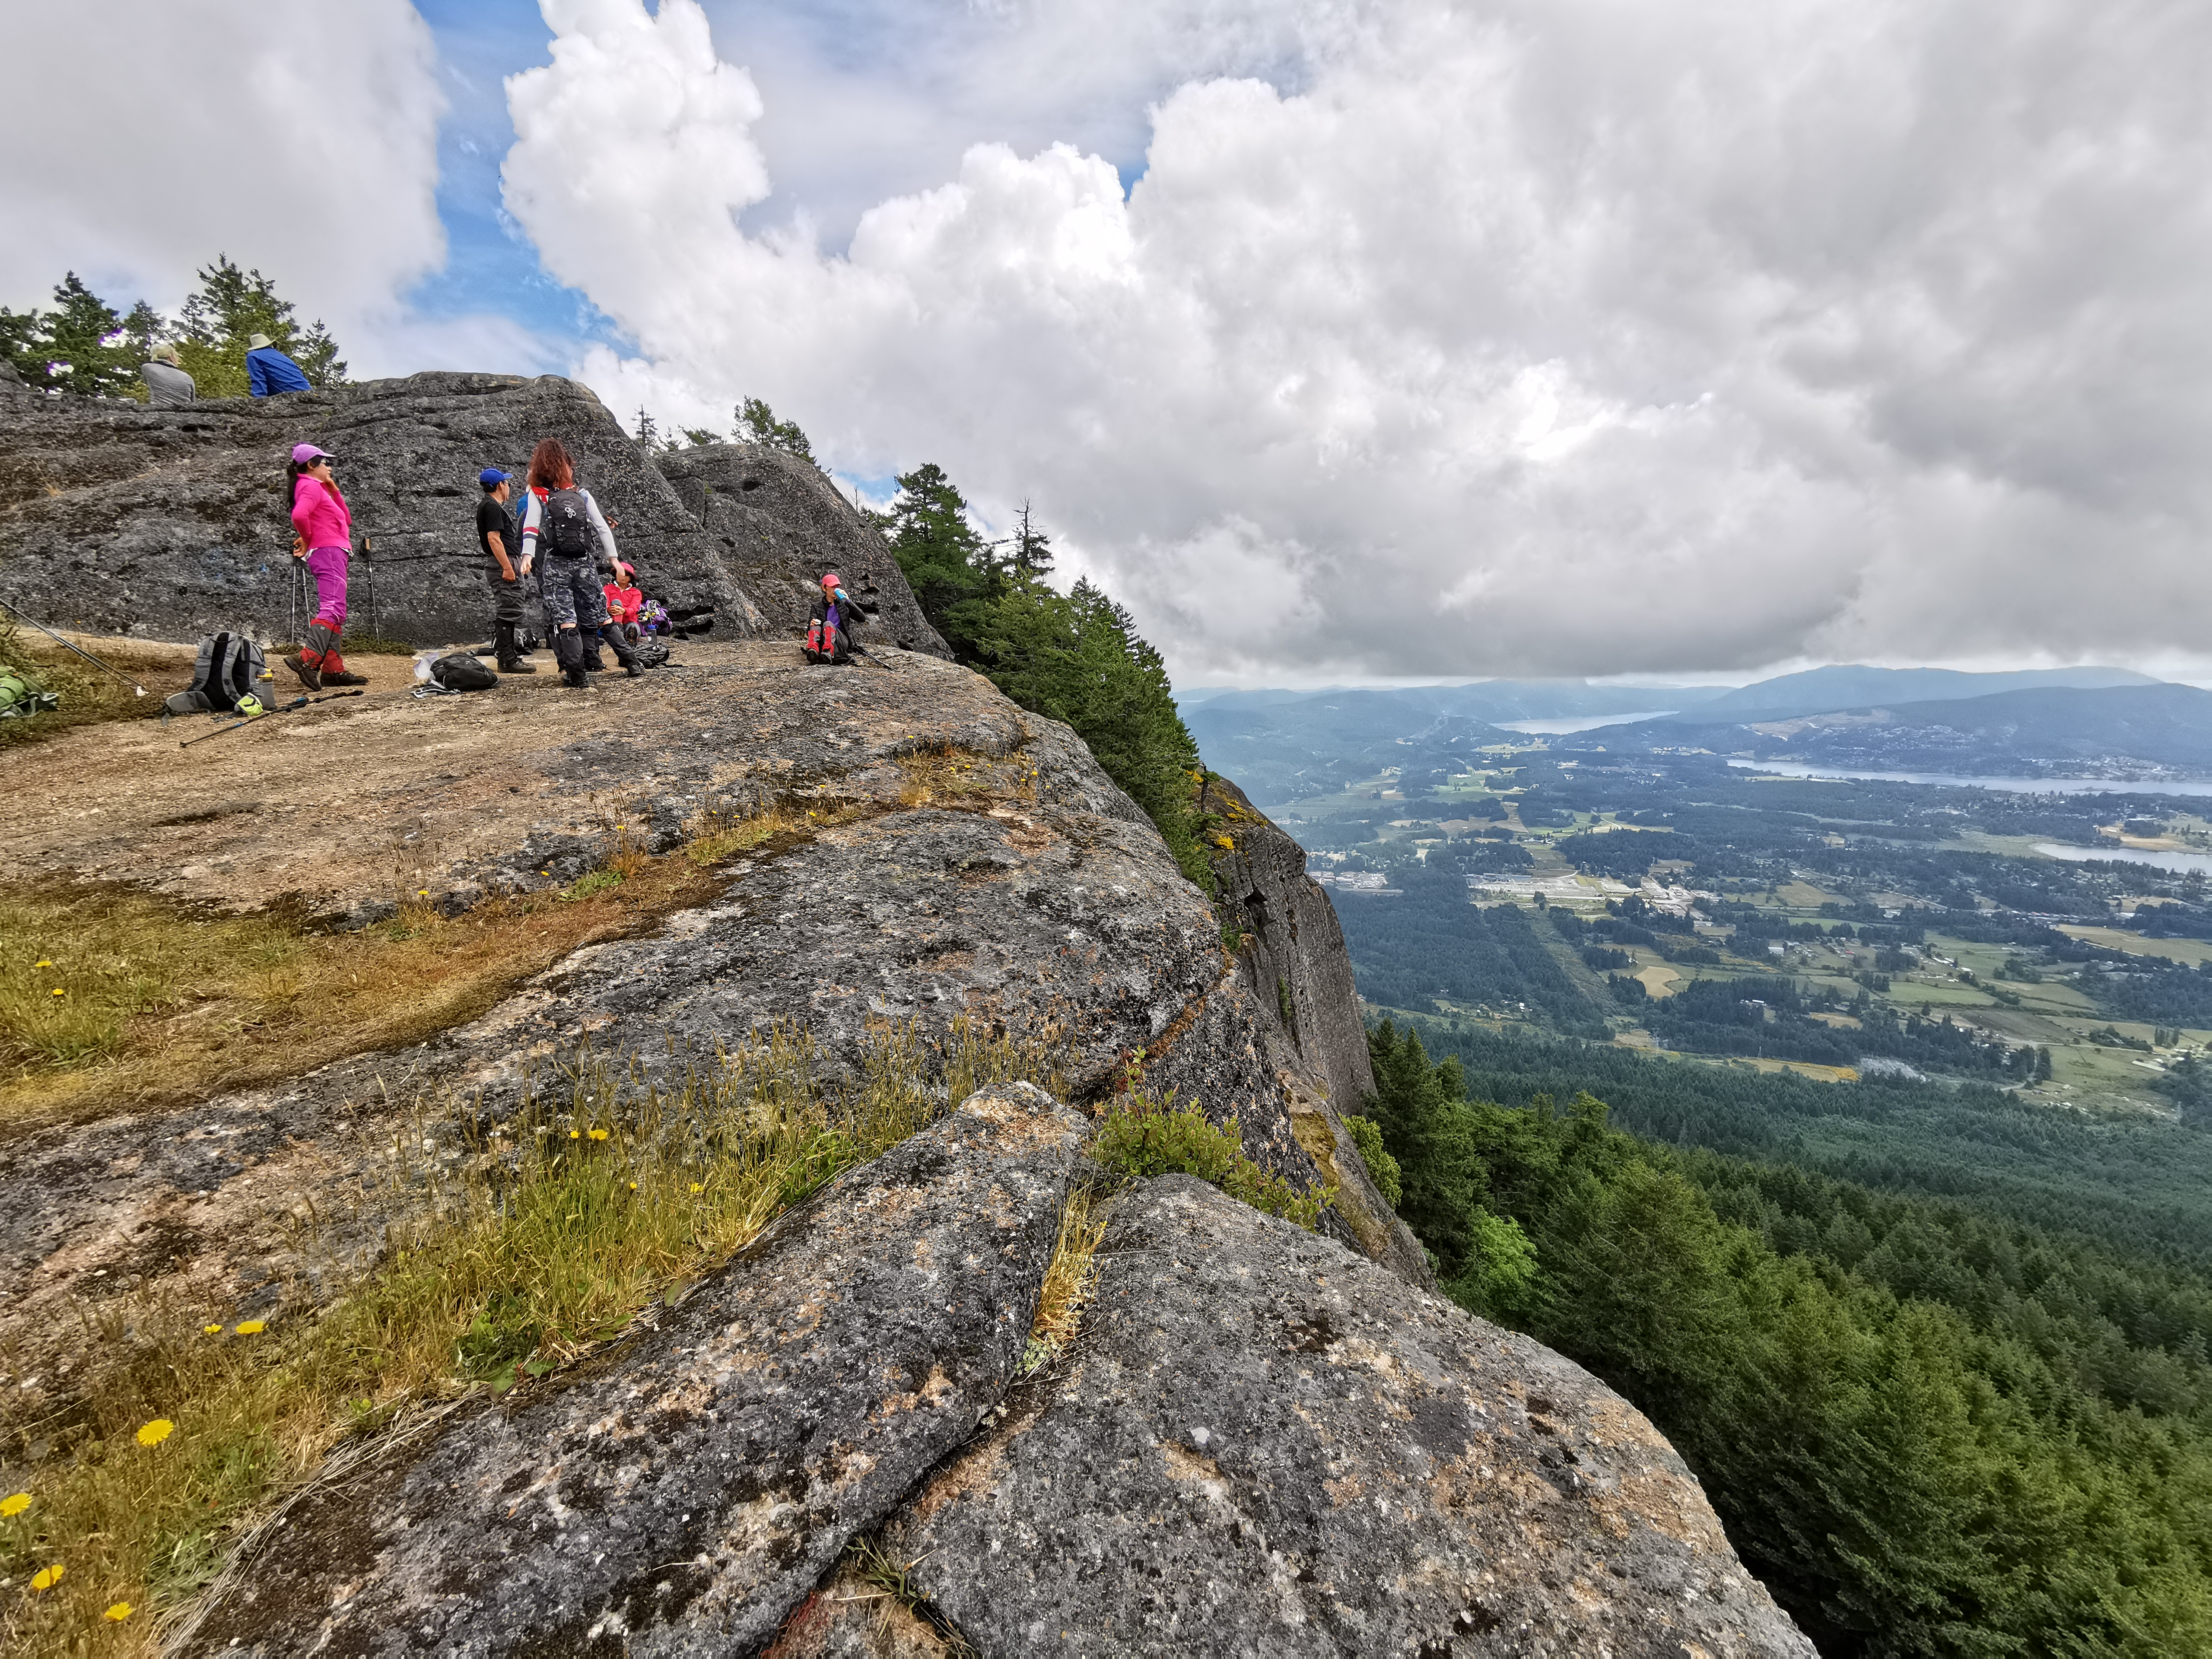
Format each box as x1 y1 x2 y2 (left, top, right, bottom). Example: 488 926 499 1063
515 437 640 688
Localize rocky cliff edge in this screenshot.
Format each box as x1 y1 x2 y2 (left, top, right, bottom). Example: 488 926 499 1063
0 384 1805 1650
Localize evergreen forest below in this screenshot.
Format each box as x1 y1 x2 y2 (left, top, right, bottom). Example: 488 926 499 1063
1276 730 2212 1653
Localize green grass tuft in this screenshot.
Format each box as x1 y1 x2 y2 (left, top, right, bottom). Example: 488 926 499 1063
1093 1081 1331 1231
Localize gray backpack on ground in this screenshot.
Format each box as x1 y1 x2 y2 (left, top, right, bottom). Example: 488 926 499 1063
166 631 267 714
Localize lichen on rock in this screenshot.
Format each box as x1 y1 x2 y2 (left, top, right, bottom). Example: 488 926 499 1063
886 1174 1817 1657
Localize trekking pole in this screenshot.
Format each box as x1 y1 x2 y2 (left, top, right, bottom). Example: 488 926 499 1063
178 688 362 749
0 594 148 698
850 644 899 673
182 695 304 747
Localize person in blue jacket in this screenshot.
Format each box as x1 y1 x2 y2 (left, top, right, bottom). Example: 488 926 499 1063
245 333 312 396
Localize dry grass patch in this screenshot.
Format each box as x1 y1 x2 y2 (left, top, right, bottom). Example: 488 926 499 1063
1 1015 1066 1656
685 801 806 866
896 744 1040 811
1020 1187 1105 1376
0 623 173 751
0 823 768 1139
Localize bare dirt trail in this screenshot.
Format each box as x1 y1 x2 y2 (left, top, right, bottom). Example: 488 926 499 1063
2 639 971 921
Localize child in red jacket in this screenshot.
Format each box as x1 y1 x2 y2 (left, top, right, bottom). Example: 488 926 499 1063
601 562 644 643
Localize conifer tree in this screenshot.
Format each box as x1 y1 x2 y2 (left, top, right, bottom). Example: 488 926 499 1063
1012 499 1054 579
177 254 345 394
885 463 997 658
735 396 816 464
119 300 164 369
11 275 142 397
0 304 47 384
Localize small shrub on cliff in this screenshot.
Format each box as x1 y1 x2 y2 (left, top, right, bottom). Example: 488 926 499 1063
1342 1113 1402 1209
1093 1089 1330 1231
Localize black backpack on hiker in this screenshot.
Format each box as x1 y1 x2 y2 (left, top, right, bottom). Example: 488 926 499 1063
544 488 595 558
166 631 268 714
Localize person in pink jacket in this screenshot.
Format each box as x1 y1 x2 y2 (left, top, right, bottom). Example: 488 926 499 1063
285 443 363 690
601 561 645 643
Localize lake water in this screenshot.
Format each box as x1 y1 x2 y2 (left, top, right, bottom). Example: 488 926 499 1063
1500 709 1680 734
2034 842 2212 878
1729 760 2212 798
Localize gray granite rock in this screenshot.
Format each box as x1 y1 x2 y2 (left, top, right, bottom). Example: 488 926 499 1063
769 1566 968 1657
0 652 1367 1441
888 1175 1816 1658
1201 772 1433 1288
184 1083 1086 1657
1204 773 1375 1112
0 372 766 646
657 442 952 658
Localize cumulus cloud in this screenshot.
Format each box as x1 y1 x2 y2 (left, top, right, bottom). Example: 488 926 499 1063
0 1 481 378
502 0 2212 682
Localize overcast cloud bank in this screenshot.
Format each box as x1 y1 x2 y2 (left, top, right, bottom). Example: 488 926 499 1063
8 0 2210 686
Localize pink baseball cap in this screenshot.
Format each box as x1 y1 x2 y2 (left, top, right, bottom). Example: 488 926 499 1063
291 443 335 465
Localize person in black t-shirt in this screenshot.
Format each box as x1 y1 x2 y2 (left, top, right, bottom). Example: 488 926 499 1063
476 467 534 674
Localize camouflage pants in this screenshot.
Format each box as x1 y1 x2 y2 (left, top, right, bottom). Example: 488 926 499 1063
538 556 606 632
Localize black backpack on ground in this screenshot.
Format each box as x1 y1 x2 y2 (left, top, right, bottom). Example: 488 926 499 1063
544 488 594 557
633 638 670 669
166 631 268 714
430 652 499 692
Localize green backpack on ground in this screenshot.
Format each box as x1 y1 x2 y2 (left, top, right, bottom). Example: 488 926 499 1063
0 669 58 719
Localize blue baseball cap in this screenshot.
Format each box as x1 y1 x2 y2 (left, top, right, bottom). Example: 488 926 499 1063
479 467 511 487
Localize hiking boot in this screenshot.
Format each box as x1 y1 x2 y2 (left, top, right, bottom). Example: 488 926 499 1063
321 668 368 686
495 623 536 673
283 653 322 692
555 629 588 687
601 629 643 679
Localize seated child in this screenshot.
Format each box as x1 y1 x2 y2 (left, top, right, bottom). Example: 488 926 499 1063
601 561 645 643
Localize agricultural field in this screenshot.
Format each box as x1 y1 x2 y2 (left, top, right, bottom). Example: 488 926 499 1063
1287 747 2212 1121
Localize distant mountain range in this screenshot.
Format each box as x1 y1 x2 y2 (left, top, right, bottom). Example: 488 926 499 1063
1686 664 2159 723
1180 679 1729 728
1183 666 2206 807
1573 682 2212 777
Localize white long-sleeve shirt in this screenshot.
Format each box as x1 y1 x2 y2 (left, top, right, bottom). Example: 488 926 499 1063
518 486 620 571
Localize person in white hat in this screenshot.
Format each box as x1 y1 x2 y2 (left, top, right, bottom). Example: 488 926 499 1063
246 333 311 397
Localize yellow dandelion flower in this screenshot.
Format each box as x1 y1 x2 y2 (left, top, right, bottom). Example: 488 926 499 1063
688 1182 703 1194
203 1323 222 1335
416 889 429 897
0 1491 29 1516
136 1418 175 1446
235 1320 267 1335
627 1181 638 1191
51 988 65 997
105 1602 133 1621
588 1128 609 1141
30 1563 63 1591
33 959 51 968
568 1129 581 1140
